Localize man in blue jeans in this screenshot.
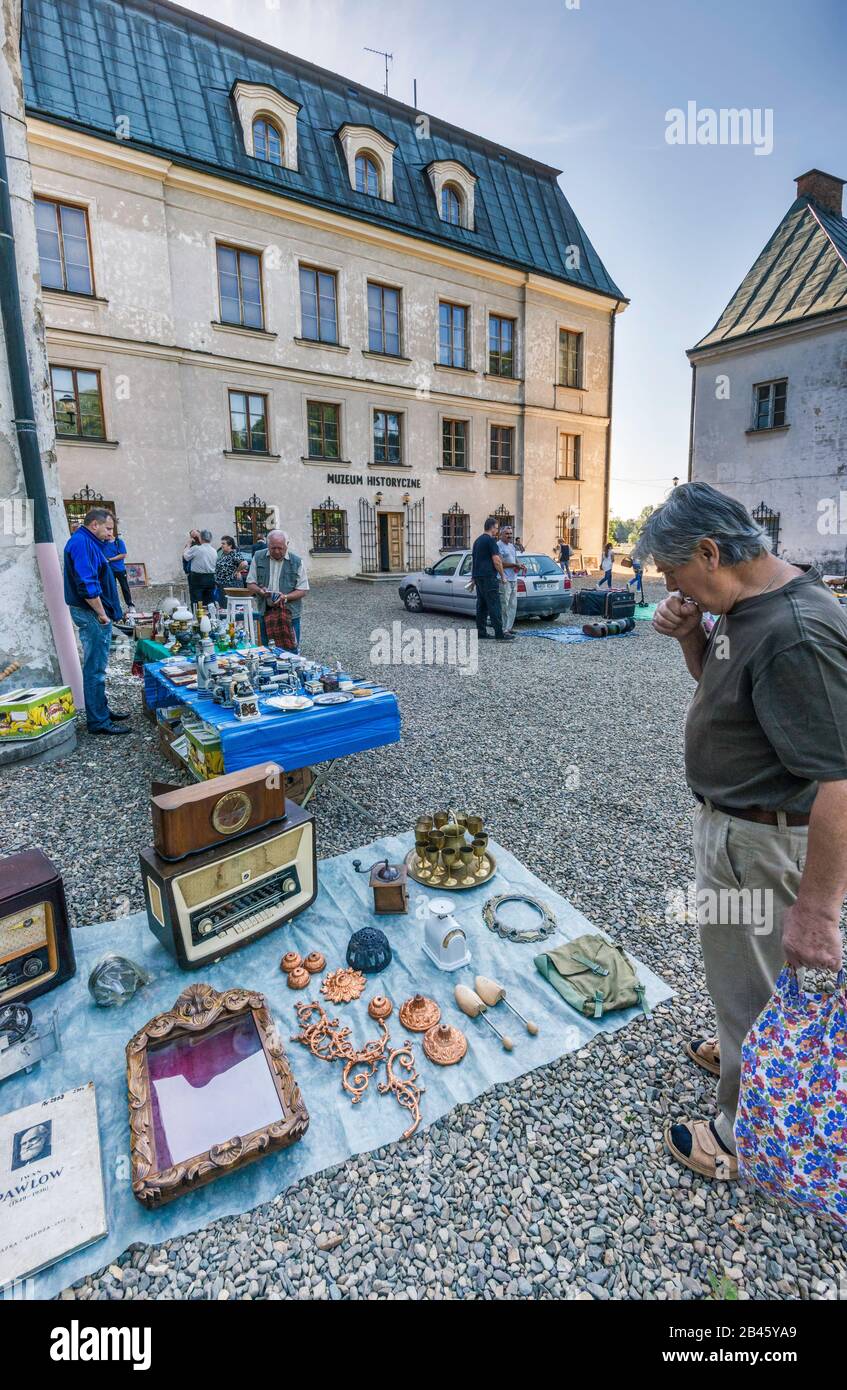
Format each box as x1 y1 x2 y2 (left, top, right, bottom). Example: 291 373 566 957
63 507 131 736
471 517 515 642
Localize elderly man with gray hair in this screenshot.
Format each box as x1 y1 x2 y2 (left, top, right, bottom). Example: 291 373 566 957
183 528 218 607
246 529 309 650
634 481 847 1181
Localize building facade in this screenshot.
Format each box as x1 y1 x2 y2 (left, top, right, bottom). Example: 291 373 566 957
688 169 847 568
22 0 626 584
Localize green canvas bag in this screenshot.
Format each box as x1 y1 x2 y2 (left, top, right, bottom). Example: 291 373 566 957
534 933 649 1019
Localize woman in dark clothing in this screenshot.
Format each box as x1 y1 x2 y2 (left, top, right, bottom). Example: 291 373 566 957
215 535 243 606
103 515 133 609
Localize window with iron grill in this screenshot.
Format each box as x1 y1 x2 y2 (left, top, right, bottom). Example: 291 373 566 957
312 506 349 552
441 505 469 550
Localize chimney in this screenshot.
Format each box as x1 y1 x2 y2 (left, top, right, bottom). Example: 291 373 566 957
795 168 845 217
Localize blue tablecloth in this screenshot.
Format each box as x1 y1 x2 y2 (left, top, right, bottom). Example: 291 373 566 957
0 832 673 1299
143 662 401 772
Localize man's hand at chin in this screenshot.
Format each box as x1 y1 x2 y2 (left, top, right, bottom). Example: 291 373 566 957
783 900 843 971
653 592 703 642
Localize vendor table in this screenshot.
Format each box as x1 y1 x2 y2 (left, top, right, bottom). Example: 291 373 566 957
143 660 401 788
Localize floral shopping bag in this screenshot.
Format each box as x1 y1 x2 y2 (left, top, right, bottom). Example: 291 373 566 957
735 967 847 1226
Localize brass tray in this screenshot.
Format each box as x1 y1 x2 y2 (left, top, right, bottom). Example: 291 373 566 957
404 847 496 891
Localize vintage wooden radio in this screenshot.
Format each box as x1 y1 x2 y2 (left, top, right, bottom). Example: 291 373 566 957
150 763 288 862
0 849 76 1005
139 803 317 969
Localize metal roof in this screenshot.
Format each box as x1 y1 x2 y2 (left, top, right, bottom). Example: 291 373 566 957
691 195 847 352
21 0 626 302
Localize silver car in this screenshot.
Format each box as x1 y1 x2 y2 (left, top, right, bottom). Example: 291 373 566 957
398 551 573 621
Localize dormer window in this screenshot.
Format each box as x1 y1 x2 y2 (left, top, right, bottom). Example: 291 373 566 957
428 160 477 231
253 117 284 166
338 125 396 202
441 184 463 225
355 152 382 198
232 81 300 171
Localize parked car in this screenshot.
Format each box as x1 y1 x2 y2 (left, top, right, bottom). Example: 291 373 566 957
398 551 573 620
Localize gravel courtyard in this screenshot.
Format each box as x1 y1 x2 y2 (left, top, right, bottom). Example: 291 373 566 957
2 577 844 1301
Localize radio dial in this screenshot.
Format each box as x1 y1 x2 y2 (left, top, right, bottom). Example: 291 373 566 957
23 958 44 978
198 918 214 936
283 877 296 894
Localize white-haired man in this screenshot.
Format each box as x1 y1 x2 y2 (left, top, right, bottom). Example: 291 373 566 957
246 529 309 649
635 481 847 1181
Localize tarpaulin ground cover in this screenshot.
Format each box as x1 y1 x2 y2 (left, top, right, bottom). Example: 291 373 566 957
1 833 671 1299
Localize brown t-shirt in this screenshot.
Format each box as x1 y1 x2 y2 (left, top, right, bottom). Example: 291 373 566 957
685 567 847 812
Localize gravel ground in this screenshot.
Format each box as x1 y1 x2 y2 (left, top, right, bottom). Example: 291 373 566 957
2 577 845 1301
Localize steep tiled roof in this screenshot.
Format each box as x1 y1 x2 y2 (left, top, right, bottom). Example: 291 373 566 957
691 195 847 351
21 0 625 301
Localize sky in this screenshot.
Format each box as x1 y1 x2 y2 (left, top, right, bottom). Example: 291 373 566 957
177 0 847 519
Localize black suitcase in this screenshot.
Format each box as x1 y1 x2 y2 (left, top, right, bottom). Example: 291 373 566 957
572 589 608 616
605 589 636 619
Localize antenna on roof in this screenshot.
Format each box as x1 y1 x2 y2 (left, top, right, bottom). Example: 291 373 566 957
364 46 393 96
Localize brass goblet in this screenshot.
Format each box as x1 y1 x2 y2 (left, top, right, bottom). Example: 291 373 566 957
441 846 460 888
472 832 489 878
424 844 441 880
459 846 476 885
465 815 484 837
434 810 450 830
415 835 431 877
415 816 433 837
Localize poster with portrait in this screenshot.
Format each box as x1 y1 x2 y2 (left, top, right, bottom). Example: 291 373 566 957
0 1082 107 1287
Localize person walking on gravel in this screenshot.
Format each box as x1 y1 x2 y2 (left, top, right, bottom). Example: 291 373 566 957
635 482 847 1181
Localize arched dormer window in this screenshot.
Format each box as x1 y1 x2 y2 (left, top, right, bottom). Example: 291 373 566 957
441 184 463 225
427 160 477 231
253 117 284 165
232 81 300 171
355 152 382 198
338 125 396 202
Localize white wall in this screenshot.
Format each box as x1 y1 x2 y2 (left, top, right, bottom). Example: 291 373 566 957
691 319 847 567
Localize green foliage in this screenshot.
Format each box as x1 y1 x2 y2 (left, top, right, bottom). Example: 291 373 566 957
608 516 633 543
707 1270 739 1301
627 504 656 545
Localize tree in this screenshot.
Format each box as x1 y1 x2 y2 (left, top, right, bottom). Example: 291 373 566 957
609 516 634 543
628 504 656 545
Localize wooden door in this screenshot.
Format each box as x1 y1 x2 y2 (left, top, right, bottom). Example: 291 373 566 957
386 512 404 572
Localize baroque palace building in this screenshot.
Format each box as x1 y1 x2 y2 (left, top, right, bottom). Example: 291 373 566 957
21 0 627 583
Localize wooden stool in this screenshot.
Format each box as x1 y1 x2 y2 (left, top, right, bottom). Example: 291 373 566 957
224 592 259 644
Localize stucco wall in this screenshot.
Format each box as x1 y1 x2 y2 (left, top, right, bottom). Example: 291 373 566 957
0 2 65 687
690 320 847 568
31 131 619 582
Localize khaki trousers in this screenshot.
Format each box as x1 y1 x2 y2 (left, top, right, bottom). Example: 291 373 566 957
500 581 518 633
692 801 807 1153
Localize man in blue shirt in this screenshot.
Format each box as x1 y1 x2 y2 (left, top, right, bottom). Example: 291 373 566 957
63 507 130 735
471 517 514 641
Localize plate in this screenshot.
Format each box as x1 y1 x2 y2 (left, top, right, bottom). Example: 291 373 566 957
265 695 314 712
313 691 354 706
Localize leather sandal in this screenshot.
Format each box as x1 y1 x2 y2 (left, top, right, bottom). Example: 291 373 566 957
664 1118 738 1180
685 1036 720 1077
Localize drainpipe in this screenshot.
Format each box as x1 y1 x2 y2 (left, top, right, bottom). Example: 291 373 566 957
602 301 620 547
687 360 697 480
0 103 82 706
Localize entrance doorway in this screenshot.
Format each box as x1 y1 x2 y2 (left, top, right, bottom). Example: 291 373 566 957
378 512 405 572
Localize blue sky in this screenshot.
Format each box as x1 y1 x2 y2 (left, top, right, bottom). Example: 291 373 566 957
183 0 847 518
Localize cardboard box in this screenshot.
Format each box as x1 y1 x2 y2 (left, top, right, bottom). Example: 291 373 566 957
183 722 225 781
0 686 75 740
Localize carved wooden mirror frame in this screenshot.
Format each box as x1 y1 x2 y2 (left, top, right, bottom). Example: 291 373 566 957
127 983 308 1208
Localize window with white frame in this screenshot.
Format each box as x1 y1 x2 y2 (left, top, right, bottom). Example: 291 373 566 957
427 160 477 230
367 283 401 355
299 265 339 344
338 125 396 202
752 379 788 431
232 82 300 170
557 433 581 479
438 301 469 369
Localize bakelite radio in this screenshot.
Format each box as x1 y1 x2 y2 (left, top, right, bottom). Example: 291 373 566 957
0 849 76 1006
140 800 317 969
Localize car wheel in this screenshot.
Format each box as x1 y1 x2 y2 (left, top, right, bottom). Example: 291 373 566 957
403 587 423 613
